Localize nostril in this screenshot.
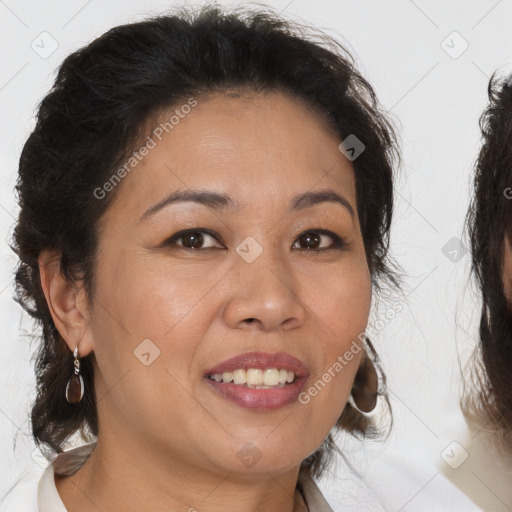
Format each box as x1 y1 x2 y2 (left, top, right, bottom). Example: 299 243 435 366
245 318 256 323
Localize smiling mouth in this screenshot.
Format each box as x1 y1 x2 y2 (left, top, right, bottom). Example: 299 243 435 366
203 351 309 409
206 367 297 388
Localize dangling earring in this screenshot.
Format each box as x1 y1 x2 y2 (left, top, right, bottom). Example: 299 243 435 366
65 345 84 404
347 349 379 417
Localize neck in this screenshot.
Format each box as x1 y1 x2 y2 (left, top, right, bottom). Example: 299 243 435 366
54 430 309 512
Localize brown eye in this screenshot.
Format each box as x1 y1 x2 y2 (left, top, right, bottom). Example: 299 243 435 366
181 231 205 249
297 232 321 249
164 229 225 250
292 230 346 251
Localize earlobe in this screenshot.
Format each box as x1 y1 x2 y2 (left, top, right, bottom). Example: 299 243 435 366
38 249 94 356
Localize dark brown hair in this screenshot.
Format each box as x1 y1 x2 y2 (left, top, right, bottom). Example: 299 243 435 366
465 72 512 446
12 4 399 479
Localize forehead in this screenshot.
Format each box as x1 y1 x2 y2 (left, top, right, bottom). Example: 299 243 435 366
106 91 356 219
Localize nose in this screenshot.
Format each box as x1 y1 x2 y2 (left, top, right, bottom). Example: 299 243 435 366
222 251 307 332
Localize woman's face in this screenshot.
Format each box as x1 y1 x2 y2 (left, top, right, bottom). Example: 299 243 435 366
83 91 372 476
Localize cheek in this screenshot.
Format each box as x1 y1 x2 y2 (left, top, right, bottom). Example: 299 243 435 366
90 249 225 383
95 248 216 330
302 257 372 339
503 233 512 302
88 251 221 441
300 258 371 407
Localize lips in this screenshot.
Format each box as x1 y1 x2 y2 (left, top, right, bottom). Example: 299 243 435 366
204 351 309 410
204 351 309 377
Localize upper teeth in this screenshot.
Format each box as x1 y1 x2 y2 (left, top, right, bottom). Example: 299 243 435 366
209 368 295 386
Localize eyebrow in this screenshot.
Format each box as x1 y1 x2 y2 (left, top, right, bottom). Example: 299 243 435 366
139 187 355 222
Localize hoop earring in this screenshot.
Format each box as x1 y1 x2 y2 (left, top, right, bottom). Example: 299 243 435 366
348 348 379 417
65 345 84 404
347 392 376 417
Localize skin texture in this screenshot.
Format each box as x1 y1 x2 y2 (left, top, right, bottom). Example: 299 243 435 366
39 91 372 512
503 232 512 302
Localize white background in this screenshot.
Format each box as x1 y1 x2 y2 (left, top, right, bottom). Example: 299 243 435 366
1 1 511 510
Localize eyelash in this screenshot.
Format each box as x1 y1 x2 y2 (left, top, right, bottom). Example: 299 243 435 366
163 228 347 251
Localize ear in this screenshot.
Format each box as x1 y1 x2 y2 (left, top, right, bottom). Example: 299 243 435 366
38 249 94 356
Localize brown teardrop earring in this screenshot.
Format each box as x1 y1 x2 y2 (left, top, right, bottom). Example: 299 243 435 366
65 345 84 404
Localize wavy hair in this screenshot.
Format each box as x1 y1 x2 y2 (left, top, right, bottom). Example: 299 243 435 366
464 72 512 447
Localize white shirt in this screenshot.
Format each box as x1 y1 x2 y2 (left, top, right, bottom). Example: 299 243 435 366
2 442 335 511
